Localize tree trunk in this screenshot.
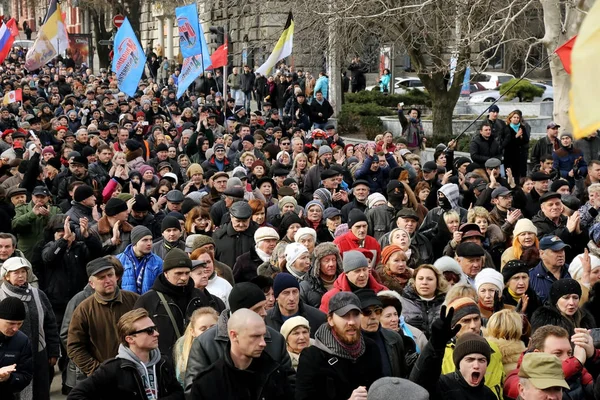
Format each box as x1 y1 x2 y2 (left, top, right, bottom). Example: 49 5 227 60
430 93 457 139
91 9 111 68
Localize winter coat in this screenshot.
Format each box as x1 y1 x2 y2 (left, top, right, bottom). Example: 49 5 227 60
213 221 259 269
266 301 327 338
89 216 133 255
398 111 425 149
55 172 103 205
12 202 60 260
531 210 588 259
319 273 388 314
531 303 596 337
116 245 163 295
201 154 233 174
65 202 95 227
553 145 588 180
363 327 409 378
183 309 294 394
240 71 256 92
88 161 112 188
365 205 396 241
501 124 530 181
151 239 186 260
529 261 571 304
400 284 446 338
67 355 183 400
309 98 334 125
313 76 329 99
302 163 326 203
530 135 558 165
469 133 503 166
501 286 541 323
295 325 383 400
232 246 265 283
67 289 140 376
376 265 412 294
299 243 343 308
333 231 382 264
354 154 399 194
485 337 525 375
134 274 225 360
0 330 33 400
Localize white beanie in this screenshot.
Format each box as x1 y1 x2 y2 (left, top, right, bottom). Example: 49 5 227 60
294 227 317 243
568 253 600 281
475 268 504 292
513 218 537 237
254 227 279 243
280 316 310 340
367 193 387 209
285 242 309 267
434 256 463 276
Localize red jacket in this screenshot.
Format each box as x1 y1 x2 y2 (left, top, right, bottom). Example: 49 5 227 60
333 231 381 265
319 272 388 313
504 351 593 399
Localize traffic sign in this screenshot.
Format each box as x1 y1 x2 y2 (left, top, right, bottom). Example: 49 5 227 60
113 14 124 28
99 40 113 46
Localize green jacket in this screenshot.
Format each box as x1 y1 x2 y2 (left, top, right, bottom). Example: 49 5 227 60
12 202 60 260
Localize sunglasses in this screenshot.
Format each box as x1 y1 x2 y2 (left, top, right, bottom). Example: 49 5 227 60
130 325 158 335
362 307 383 317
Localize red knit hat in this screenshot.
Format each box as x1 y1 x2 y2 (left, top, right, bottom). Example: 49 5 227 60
381 245 404 266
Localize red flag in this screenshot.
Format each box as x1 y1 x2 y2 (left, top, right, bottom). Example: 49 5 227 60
210 43 228 69
555 35 577 74
0 19 18 64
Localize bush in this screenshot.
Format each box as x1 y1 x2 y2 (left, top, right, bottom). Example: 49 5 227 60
341 103 396 117
499 79 544 102
337 104 386 140
345 89 432 108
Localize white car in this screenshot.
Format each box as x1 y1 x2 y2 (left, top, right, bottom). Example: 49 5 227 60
470 72 515 89
469 81 554 103
395 77 424 94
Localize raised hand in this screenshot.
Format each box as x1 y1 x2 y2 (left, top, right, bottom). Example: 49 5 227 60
430 305 461 349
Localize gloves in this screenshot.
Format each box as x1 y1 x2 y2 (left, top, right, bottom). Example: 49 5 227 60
430 305 461 350
493 292 504 313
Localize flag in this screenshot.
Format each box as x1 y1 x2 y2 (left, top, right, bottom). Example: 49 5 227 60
555 36 577 74
25 0 69 71
570 1 600 138
111 18 146 97
176 55 204 99
0 19 18 64
3 89 22 105
210 42 228 69
255 12 294 76
176 4 204 59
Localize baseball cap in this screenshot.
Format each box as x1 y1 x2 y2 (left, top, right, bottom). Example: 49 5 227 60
422 161 437 173
32 186 50 196
491 186 512 199
328 292 362 317
539 235 570 251
518 353 569 390
547 122 561 129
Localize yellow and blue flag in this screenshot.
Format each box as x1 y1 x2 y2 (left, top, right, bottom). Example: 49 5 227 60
25 0 68 71
112 17 146 97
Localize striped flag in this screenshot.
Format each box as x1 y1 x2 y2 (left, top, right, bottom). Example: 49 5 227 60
0 19 18 64
255 12 294 76
25 0 69 71
3 89 22 105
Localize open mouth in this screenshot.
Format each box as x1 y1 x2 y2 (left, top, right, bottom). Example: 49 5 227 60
470 372 481 385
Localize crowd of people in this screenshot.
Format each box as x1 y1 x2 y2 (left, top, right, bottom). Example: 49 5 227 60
1 45 600 400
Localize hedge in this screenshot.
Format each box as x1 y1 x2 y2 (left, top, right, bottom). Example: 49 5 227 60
345 89 432 108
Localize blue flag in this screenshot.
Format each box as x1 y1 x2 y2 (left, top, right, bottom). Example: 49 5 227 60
176 4 203 59
176 20 212 99
111 17 146 97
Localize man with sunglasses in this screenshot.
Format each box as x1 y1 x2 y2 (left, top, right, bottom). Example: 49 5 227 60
68 308 183 399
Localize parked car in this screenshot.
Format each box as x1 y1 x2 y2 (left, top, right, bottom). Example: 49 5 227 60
471 72 515 89
13 40 34 49
469 81 554 103
395 77 424 94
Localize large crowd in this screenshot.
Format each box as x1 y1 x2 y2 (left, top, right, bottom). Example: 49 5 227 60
0 45 600 400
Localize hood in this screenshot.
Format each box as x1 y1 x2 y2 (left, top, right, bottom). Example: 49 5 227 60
311 242 343 278
438 183 460 210
117 343 161 367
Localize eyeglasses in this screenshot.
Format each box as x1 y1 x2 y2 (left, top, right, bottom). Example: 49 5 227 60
281 142 290 145
362 307 383 317
129 325 158 335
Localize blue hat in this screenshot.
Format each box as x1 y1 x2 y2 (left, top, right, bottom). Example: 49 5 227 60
539 235 570 251
489 105 500 113
273 273 300 298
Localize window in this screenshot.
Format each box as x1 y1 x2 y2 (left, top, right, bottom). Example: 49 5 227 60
472 74 491 83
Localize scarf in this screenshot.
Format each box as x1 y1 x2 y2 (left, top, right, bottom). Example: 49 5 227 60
510 122 520 132
163 239 180 252
0 282 46 351
255 246 271 262
124 245 151 294
286 265 307 281
508 287 522 302
314 323 365 360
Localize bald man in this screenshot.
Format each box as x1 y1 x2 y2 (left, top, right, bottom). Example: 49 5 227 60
190 309 294 399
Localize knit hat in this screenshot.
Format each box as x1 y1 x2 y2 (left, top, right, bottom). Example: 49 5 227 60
0 297 26 321
367 193 387 209
280 316 310 340
254 227 279 243
161 216 182 232
285 242 309 267
105 198 128 216
131 225 152 246
294 227 317 243
343 250 369 273
381 245 404 266
318 145 332 157
188 235 215 252
278 196 297 211
434 256 463 276
74 184 95 202
138 164 154 176
569 253 600 281
186 163 204 178
501 260 529 283
314 188 332 206
474 268 504 292
334 223 349 238
228 282 266 312
513 218 537 237
163 248 192 271
348 209 368 229
452 332 491 368
447 297 480 327
132 194 150 212
367 377 429 400
304 200 324 214
549 278 582 305
273 272 300 298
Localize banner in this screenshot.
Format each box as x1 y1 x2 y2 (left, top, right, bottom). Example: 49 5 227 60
0 19 18 64
210 42 228 69
67 34 93 69
255 12 294 76
3 89 22 105
176 4 203 59
25 0 69 71
460 66 471 96
176 55 204 99
111 17 146 97
556 36 577 75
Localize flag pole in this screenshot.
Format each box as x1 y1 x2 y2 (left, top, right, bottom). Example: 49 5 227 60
222 24 228 118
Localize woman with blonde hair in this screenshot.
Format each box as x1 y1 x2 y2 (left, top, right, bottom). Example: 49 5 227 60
467 206 505 252
173 307 219 384
501 218 540 268
288 152 309 190
484 309 525 375
443 283 477 306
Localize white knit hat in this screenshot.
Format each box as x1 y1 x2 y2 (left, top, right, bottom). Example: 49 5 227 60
434 256 463 276
474 268 504 292
294 227 317 243
568 253 600 281
285 242 309 267
280 315 311 340
254 227 279 243
513 218 537 237
367 193 387 209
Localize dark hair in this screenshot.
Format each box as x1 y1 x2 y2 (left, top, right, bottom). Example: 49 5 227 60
540 154 553 163
250 275 274 292
97 144 111 153
528 325 569 351
479 122 491 131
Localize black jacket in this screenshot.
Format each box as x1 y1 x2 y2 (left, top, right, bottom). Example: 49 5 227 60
214 221 259 268
191 344 294 400
531 303 596 337
265 301 327 338
233 246 264 283
67 356 183 400
0 331 33 399
309 99 334 125
134 274 225 360
469 134 503 166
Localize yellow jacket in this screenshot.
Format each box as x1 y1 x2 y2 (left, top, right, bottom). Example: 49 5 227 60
442 338 505 400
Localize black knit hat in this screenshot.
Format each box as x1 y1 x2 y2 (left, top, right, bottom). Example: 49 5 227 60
228 282 266 313
163 248 192 271
46 156 62 171
348 209 368 229
132 194 150 212
0 297 26 321
161 216 182 232
105 198 127 217
74 185 95 202
549 278 582 305
502 260 529 283
452 332 491 368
